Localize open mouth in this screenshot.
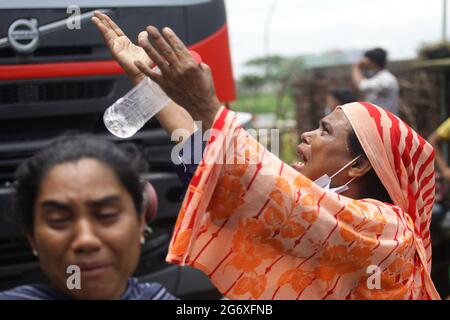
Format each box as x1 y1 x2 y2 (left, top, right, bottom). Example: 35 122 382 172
292 148 308 171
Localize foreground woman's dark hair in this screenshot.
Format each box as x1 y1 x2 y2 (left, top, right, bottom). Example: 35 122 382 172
14 135 144 233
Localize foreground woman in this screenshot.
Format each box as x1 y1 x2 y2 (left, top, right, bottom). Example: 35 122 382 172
93 13 440 299
0 136 176 300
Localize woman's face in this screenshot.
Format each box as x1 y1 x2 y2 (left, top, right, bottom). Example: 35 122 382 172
292 108 356 185
29 158 145 300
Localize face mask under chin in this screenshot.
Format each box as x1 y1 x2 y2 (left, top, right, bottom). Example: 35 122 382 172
313 154 363 194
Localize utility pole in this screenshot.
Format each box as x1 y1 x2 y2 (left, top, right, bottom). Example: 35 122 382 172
442 0 449 162
264 0 278 78
443 0 447 42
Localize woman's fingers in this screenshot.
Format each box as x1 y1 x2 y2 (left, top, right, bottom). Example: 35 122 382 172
134 61 164 86
92 11 118 44
94 11 123 38
91 16 104 31
93 11 111 30
146 26 180 67
100 12 126 37
91 16 115 46
138 31 170 73
161 27 192 62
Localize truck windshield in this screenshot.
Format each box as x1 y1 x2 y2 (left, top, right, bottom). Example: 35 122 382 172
0 0 211 9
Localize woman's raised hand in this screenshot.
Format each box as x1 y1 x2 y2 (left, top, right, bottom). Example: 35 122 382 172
91 11 152 84
134 26 221 130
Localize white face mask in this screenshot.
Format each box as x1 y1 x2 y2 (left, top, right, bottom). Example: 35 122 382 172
364 70 377 78
314 155 362 194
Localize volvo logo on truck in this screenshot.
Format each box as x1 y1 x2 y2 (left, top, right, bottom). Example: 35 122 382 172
8 18 39 54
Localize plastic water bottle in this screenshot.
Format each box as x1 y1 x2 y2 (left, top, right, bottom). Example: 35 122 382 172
103 50 202 139
104 76 170 138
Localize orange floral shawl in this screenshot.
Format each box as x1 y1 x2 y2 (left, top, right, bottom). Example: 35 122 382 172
166 103 440 300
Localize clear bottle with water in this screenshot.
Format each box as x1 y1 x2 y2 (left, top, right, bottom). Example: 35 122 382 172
103 76 171 138
104 50 202 138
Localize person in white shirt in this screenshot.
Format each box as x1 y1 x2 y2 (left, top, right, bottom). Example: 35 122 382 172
352 48 400 115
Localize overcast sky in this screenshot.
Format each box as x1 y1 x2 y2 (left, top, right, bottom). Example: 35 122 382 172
225 0 447 77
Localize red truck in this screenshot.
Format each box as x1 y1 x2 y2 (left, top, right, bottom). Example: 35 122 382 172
0 0 235 299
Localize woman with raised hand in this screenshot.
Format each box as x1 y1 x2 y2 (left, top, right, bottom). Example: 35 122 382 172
93 12 440 300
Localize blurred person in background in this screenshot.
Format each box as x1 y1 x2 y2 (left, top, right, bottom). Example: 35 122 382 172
0 136 176 300
325 89 358 115
428 117 450 259
352 48 400 115
428 117 450 181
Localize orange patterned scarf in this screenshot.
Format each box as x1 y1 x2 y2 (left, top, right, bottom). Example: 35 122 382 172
166 103 440 300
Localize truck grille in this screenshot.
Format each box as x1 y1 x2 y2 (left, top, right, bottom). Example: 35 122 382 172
0 80 114 105
0 238 33 267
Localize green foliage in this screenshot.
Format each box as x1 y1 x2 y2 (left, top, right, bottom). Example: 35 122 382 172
240 74 266 89
280 130 298 164
231 92 295 115
235 54 303 119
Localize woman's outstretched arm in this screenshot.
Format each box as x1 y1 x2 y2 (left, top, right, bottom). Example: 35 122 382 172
91 11 196 140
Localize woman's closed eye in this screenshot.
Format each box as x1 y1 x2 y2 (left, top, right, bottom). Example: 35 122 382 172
41 201 72 226
95 209 120 221
88 195 123 222
320 120 332 135
45 211 72 226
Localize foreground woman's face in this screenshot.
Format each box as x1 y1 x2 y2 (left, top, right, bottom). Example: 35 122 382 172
292 108 355 185
31 158 144 299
